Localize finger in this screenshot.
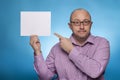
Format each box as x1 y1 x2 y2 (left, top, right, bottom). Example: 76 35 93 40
30 39 40 47
30 35 38 40
30 35 39 44
30 35 38 41
54 33 64 39
36 40 40 44
33 40 39 44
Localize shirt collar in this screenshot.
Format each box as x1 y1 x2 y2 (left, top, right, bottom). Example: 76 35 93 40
70 34 95 46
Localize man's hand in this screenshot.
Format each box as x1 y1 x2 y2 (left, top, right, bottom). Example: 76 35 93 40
30 35 41 55
54 33 74 54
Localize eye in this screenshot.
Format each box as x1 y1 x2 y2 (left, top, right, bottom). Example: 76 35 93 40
83 20 90 24
71 21 79 24
74 21 79 24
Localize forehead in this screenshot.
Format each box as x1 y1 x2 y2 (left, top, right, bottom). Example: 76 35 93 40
71 10 91 21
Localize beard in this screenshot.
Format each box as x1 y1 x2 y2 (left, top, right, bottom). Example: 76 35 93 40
73 32 90 42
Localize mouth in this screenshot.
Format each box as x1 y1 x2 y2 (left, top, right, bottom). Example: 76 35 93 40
78 30 86 33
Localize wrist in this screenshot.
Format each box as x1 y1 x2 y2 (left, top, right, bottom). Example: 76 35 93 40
34 50 42 56
68 46 74 54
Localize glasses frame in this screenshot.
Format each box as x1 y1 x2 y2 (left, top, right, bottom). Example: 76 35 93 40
70 19 92 26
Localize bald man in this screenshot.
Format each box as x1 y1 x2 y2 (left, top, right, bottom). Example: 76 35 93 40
30 8 110 80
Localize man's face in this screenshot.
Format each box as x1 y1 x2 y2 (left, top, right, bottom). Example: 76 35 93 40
69 10 92 39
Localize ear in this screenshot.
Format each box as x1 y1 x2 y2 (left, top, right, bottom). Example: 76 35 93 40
90 22 93 28
91 22 93 25
68 23 72 30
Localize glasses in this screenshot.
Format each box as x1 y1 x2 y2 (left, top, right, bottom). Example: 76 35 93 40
70 19 92 26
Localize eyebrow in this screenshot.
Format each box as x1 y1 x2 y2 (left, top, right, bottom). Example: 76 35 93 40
71 19 91 22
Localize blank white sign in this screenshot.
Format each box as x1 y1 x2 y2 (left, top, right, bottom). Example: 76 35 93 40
20 11 51 36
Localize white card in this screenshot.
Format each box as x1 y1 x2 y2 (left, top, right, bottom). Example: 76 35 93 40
20 11 51 36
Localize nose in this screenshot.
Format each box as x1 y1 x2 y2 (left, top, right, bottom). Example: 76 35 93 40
79 23 84 30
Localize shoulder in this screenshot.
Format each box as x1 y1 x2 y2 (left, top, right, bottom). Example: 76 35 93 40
93 35 109 44
92 35 110 48
48 42 63 57
52 42 60 49
50 42 61 53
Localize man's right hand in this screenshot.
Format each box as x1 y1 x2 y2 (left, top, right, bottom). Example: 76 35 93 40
30 35 41 55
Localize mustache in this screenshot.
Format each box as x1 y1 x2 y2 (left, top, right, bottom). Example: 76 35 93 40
78 30 86 32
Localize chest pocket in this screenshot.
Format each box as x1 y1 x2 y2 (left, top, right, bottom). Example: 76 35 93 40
77 42 97 59
85 43 97 59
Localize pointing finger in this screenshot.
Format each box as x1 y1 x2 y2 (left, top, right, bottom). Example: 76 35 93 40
54 33 64 39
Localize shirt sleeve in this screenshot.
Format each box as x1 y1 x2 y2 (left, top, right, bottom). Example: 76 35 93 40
68 39 110 78
34 48 56 80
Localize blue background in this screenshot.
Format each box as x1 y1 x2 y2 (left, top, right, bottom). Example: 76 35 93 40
0 0 120 80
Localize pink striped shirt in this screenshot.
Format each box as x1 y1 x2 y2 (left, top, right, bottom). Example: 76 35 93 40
34 34 110 80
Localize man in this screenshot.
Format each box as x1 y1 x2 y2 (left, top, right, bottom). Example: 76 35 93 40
30 8 110 80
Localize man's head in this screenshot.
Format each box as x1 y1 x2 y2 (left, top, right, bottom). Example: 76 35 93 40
68 8 92 41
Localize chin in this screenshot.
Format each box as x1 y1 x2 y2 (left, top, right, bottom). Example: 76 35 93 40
73 33 90 39
78 34 89 39
79 36 87 39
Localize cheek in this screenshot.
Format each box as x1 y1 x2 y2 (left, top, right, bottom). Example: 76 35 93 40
70 26 76 31
72 27 78 32
69 25 73 30
85 26 91 31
